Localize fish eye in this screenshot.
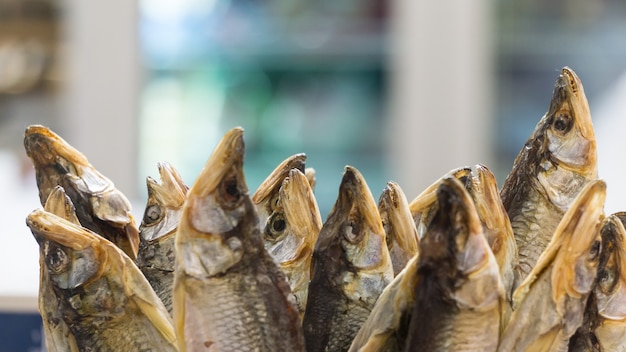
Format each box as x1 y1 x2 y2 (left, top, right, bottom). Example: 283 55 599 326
265 213 286 240
143 204 162 225
344 221 363 244
552 113 572 133
219 174 243 209
45 244 70 274
598 267 617 293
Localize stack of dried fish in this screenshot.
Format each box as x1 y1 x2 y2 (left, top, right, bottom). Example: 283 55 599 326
22 66 626 351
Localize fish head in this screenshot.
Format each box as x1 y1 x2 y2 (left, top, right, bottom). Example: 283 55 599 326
27 209 103 290
176 127 256 278
409 167 472 238
314 166 393 305
420 177 502 310
252 153 306 228
595 213 626 321
466 165 516 295
24 125 109 205
140 162 188 243
378 181 419 265
263 168 322 266
535 67 597 209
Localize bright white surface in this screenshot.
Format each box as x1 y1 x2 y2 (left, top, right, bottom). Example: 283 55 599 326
0 152 41 299
595 71 626 215
0 152 145 306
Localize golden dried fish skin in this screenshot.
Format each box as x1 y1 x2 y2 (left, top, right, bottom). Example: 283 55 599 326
24 124 140 260
252 153 307 229
262 168 322 317
465 165 517 310
173 127 304 352
303 166 393 352
570 212 626 351
137 162 189 315
409 166 472 239
26 209 178 351
500 67 597 288
404 177 503 352
378 181 419 276
498 180 605 352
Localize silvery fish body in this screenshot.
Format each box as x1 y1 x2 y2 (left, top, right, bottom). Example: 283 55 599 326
173 128 305 352
500 67 597 288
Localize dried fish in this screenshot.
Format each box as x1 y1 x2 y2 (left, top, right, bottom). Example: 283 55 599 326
173 127 304 352
24 125 140 260
26 209 178 351
137 162 188 315
303 166 393 352
500 67 597 287
378 181 419 276
404 177 503 351
262 168 322 317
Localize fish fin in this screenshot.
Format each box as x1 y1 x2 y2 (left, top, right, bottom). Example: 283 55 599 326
173 273 187 352
123 258 177 346
525 327 562 351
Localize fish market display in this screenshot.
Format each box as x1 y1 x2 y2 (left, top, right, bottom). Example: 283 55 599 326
173 127 305 352
498 180 605 352
26 209 178 351
378 181 419 276
24 66 624 351
24 125 140 260
500 67 598 288
261 168 322 317
302 166 393 352
137 162 189 315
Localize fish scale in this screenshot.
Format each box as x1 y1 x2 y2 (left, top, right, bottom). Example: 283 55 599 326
512 196 562 278
180 273 276 351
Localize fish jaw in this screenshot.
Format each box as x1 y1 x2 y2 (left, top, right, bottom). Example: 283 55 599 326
595 214 626 322
24 125 107 204
535 67 597 211
252 153 306 227
378 181 419 275
176 127 251 280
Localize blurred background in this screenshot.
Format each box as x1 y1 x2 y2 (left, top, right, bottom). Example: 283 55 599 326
1 0 626 349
